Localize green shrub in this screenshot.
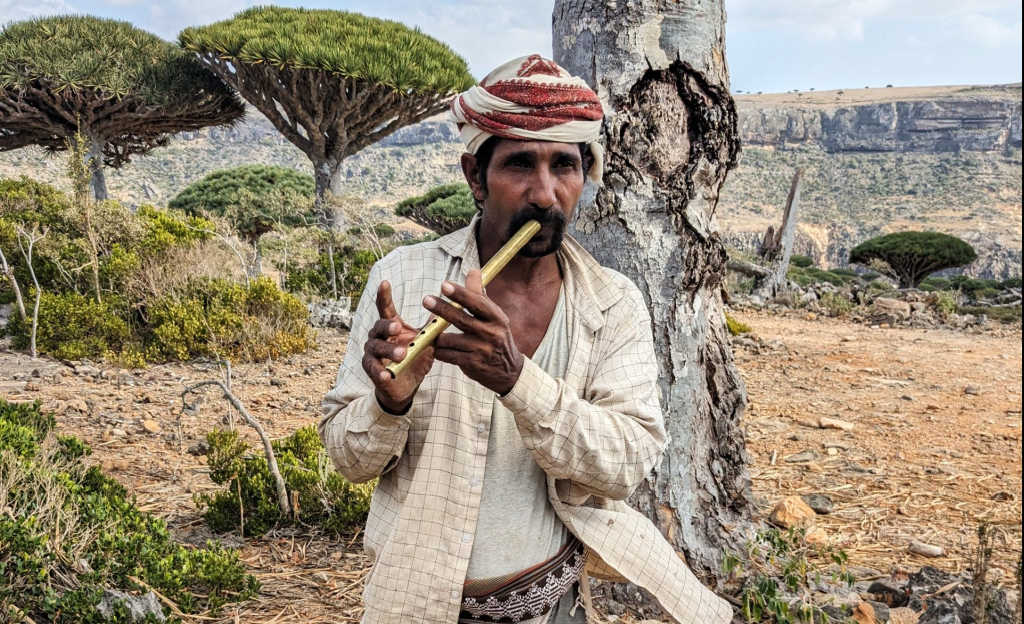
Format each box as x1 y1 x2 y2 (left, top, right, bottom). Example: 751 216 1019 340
930 291 958 318
723 527 855 624
972 287 1001 301
726 313 752 336
819 292 854 317
789 255 814 268
285 245 378 300
960 304 1022 324
145 277 313 363
0 399 258 621
7 291 131 360
920 276 952 291
196 426 374 537
1001 277 1022 289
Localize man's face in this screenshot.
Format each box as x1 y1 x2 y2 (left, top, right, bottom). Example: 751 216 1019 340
464 139 586 258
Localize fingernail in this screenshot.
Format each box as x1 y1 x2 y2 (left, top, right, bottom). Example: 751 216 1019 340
390 321 400 333
423 295 436 307
393 347 405 360
379 371 389 381
441 282 454 295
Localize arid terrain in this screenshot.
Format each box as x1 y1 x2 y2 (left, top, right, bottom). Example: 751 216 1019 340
1 311 1020 622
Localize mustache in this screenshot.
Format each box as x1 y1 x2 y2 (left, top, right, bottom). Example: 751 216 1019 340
507 207 567 240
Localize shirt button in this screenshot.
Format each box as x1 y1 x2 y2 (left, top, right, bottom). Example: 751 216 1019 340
462 533 472 544
476 423 486 435
451 589 461 600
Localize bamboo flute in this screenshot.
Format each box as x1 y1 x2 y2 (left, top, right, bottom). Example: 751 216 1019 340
385 219 542 378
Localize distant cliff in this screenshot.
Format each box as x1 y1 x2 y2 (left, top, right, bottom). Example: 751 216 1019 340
737 85 1021 154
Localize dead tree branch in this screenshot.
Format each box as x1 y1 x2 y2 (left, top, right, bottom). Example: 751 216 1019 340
181 379 291 517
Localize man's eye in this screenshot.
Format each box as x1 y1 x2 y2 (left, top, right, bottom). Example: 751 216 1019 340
555 159 579 169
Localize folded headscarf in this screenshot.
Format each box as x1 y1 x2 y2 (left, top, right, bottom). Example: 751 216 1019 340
450 54 605 184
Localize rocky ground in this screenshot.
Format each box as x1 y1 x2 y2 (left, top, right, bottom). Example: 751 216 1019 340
1 310 1020 623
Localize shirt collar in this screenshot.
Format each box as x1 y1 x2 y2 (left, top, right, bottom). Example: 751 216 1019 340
437 214 620 331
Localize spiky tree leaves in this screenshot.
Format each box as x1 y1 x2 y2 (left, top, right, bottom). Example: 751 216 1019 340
850 231 977 288
395 183 475 235
0 16 244 201
179 7 474 230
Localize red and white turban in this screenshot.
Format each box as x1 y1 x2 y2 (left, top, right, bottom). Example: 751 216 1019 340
450 54 605 184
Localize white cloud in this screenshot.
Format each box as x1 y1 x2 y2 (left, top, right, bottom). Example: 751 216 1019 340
960 13 1023 47
0 0 75 24
729 0 1022 45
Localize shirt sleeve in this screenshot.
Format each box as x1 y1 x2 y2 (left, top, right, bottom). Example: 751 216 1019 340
499 279 666 501
319 259 412 484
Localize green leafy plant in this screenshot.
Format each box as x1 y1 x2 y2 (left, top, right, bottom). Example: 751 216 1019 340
723 527 856 624
789 255 814 268
850 231 977 288
726 313 752 336
196 426 374 537
818 292 853 317
0 399 258 621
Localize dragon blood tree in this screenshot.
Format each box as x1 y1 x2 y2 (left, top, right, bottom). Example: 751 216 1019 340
0 16 243 201
180 7 474 296
850 231 977 288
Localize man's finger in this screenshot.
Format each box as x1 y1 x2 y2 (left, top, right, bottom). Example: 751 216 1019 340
362 352 393 383
423 295 489 336
434 332 482 353
376 280 398 320
365 338 407 363
369 318 401 339
439 279 500 322
433 347 472 369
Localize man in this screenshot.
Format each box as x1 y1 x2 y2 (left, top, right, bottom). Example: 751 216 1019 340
320 55 732 624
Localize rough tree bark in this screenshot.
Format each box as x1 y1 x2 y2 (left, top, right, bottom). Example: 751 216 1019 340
554 0 754 586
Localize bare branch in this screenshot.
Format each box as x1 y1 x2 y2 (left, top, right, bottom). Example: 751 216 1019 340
181 379 291 518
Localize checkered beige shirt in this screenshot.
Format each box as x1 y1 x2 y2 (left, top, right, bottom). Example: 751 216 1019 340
320 219 733 624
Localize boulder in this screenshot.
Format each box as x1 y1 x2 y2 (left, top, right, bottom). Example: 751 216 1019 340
308 297 353 330
874 297 911 318
769 495 817 528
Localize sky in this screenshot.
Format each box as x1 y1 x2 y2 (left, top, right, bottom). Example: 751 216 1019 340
1 0 1020 93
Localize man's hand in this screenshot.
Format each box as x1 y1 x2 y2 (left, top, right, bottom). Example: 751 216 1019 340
363 280 434 414
423 270 524 395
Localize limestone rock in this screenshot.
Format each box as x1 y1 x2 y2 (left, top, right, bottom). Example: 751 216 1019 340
770 495 817 528
874 297 911 318
97 589 166 622
307 297 353 330
141 419 161 434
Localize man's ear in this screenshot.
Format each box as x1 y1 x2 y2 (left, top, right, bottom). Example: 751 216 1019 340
461 152 486 202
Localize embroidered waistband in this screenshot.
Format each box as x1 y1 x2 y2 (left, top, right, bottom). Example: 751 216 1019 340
460 535 585 623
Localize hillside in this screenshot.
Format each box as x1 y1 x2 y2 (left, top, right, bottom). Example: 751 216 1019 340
1 83 1020 277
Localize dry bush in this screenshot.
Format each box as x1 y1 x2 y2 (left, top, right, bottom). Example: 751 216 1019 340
122 238 243 305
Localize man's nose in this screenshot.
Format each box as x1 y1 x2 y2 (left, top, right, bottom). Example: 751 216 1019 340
526 167 558 208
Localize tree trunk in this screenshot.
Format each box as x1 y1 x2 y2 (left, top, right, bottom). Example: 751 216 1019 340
554 0 754 588
314 160 342 299
86 136 108 201
0 247 27 320
752 170 802 301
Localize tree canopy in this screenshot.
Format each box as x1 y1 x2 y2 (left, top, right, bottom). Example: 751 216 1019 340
395 183 475 235
179 7 474 224
169 165 317 244
0 16 244 199
849 231 977 288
